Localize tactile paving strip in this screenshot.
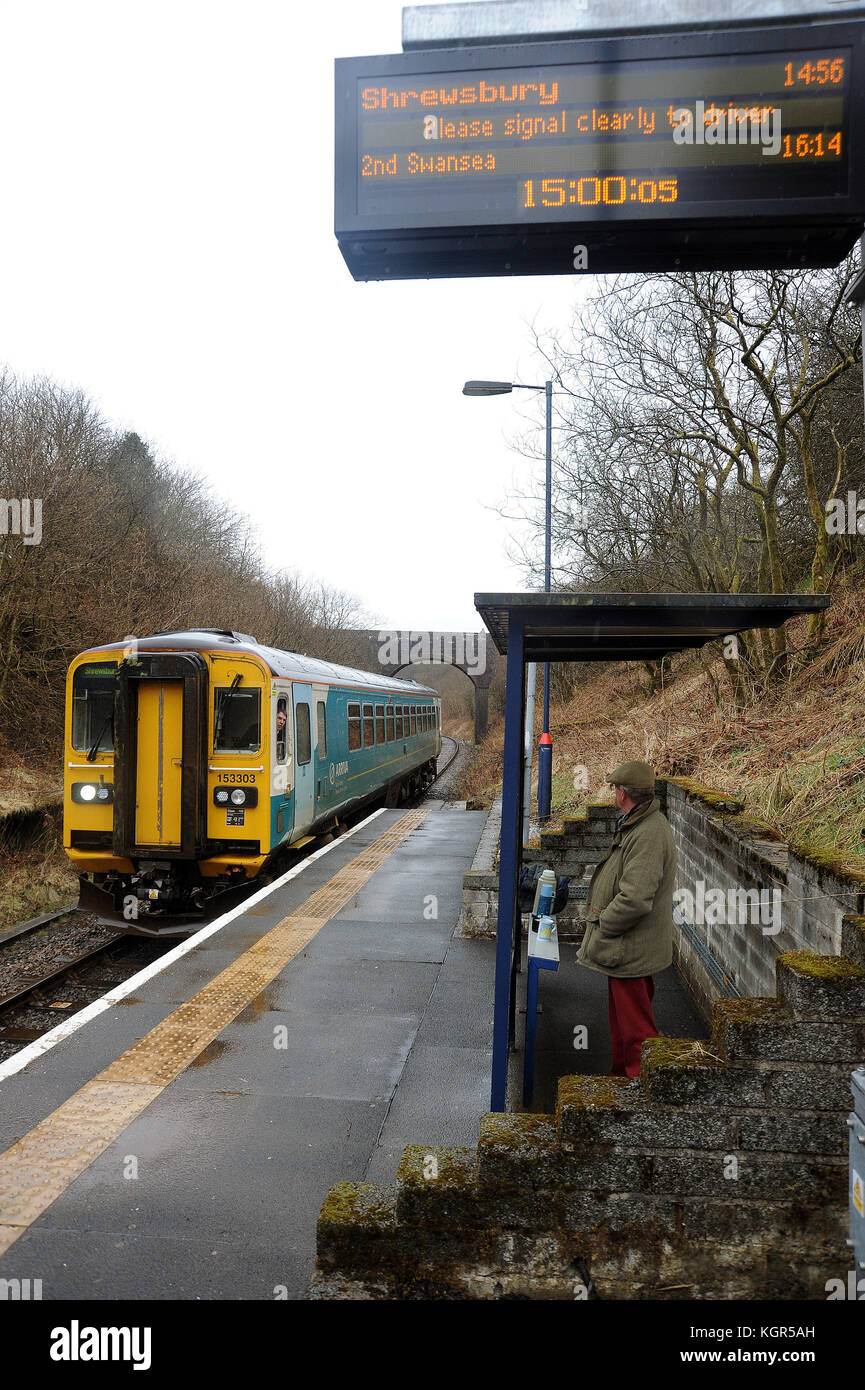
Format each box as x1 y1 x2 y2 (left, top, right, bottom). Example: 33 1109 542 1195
0 808 427 1254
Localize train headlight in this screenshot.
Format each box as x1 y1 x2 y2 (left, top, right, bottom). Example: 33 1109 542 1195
213 784 257 808
71 782 113 804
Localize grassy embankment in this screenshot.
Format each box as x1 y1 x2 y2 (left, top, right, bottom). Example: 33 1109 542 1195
0 743 75 930
457 577 865 874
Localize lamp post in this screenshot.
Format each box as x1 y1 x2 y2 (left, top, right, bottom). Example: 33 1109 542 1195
463 378 554 823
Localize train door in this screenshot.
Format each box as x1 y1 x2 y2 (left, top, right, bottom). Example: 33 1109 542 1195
135 680 183 846
312 684 328 814
293 683 314 834
273 689 291 840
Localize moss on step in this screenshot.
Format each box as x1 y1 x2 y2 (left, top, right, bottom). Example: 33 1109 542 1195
779 949 864 980
557 1074 637 1113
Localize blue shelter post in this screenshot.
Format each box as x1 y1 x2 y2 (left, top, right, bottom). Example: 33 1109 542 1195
490 612 525 1111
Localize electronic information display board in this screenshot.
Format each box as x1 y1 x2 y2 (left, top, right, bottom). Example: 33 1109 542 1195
334 20 865 279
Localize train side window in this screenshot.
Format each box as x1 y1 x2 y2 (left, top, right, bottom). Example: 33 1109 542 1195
375 704 385 743
317 700 327 758
296 703 311 765
215 688 261 752
422 707 428 732
363 703 374 745
386 706 395 741
410 707 416 735
276 696 288 762
395 707 403 740
348 702 361 751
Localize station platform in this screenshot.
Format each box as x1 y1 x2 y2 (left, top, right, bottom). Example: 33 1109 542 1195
0 804 493 1300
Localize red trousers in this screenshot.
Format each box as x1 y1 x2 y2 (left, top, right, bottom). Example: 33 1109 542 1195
608 975 657 1077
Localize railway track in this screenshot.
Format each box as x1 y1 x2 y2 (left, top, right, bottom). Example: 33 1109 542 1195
0 911 169 1059
431 735 461 783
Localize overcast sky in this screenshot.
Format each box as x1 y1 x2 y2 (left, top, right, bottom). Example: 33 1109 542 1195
0 0 591 632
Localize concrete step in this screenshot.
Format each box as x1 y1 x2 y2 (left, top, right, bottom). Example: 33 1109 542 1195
640 1037 856 1111
841 913 865 968
556 1075 731 1150
776 950 865 1020
712 995 865 1064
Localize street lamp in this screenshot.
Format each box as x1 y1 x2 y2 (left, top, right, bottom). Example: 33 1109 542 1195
463 377 554 823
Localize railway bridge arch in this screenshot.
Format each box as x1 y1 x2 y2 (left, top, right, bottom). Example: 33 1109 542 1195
346 630 494 743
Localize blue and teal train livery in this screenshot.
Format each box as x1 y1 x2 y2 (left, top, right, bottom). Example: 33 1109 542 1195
64 629 441 934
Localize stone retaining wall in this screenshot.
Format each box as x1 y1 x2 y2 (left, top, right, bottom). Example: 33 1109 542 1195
458 798 619 942
665 778 865 1020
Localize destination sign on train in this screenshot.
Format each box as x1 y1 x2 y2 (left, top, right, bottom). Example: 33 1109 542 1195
334 21 865 279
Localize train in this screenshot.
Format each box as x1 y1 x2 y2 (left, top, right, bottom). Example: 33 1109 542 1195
64 629 441 934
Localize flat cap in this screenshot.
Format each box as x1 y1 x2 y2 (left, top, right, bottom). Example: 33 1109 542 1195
607 760 655 792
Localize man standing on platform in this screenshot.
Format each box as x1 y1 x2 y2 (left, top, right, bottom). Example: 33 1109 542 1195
577 761 676 1077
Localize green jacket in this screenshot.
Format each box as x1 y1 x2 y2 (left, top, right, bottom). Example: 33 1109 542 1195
577 797 676 979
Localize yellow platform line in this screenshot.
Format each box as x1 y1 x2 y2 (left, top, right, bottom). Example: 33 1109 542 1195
0 808 428 1258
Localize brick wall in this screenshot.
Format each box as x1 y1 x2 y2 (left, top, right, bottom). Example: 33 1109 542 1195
665 778 865 1019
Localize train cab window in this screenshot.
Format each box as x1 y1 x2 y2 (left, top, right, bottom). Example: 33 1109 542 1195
395 708 403 739
386 706 395 741
276 696 288 762
317 700 327 758
71 662 117 754
348 702 361 751
296 703 311 765
363 703 374 745
214 688 261 753
375 704 385 743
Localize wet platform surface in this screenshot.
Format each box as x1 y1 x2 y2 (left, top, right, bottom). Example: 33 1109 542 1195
0 806 493 1300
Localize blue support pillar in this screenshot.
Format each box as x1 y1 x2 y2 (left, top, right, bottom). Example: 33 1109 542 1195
523 958 540 1110
490 614 525 1112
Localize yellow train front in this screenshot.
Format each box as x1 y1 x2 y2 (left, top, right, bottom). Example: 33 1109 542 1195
64 629 441 934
